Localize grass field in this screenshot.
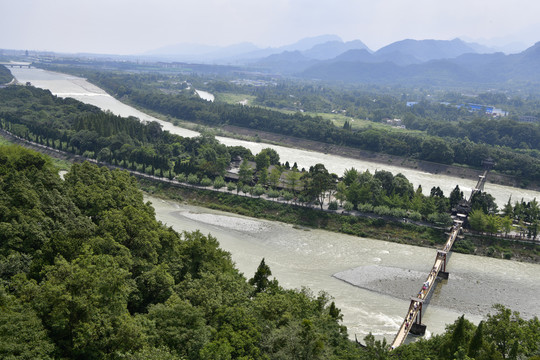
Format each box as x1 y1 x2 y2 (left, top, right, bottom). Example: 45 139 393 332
214 92 256 105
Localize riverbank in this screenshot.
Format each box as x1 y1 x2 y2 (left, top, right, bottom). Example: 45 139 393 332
2 127 538 263
139 179 540 264
219 125 537 191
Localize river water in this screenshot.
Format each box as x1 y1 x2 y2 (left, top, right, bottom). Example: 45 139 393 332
195 89 215 102
9 67 540 207
9 67 540 342
147 195 540 342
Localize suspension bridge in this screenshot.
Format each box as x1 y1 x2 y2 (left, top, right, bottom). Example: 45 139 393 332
390 162 493 350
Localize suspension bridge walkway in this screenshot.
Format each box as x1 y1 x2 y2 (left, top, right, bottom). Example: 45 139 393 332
390 166 492 350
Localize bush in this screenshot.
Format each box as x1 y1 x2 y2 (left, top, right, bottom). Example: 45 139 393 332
267 189 280 198
213 176 225 189
407 211 422 221
281 191 294 202
241 185 252 195
357 203 373 213
227 182 236 191
373 205 391 216
252 184 265 197
343 202 354 212
175 173 186 182
328 200 338 210
390 208 408 218
200 176 213 187
187 173 199 185
428 212 453 226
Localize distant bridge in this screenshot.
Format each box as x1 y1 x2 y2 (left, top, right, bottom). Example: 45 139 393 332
0 62 32 68
389 166 492 350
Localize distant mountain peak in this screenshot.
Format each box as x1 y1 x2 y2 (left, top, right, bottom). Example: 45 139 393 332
375 38 477 62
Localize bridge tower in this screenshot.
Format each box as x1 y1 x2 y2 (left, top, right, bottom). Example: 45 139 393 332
409 299 426 336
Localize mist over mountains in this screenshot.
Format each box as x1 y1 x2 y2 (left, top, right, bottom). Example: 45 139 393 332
142 35 540 87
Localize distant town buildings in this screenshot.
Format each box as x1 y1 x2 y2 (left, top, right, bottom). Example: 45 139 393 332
406 101 508 117
385 118 406 129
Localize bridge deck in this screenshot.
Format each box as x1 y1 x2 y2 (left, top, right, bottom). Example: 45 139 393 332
390 169 489 350
390 220 462 349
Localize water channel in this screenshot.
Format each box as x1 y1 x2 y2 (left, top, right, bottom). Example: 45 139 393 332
9 67 540 207
9 67 540 342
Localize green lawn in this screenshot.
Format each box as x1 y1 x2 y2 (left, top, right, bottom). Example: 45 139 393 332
215 92 256 105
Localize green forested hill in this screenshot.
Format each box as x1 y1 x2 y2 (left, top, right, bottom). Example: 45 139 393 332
0 145 362 359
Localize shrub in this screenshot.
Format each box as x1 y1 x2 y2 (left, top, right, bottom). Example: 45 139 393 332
357 203 373 213
187 173 199 185
407 211 422 221
281 191 294 202
227 182 236 191
252 184 265 197
328 201 338 210
343 202 354 212
175 173 186 182
267 189 280 198
213 176 225 189
200 176 213 187
373 205 391 216
242 185 252 195
390 208 407 218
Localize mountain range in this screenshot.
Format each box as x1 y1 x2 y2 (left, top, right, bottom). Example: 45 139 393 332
145 35 540 86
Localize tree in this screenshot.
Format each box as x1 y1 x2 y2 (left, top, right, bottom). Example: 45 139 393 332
254 152 270 173
345 180 362 210
449 185 464 209
238 159 253 185
441 315 474 359
258 148 280 165
0 294 55 360
304 164 333 209
501 198 514 218
471 192 498 214
34 252 142 359
248 258 275 295
468 320 484 359
335 181 347 206
501 217 513 237
468 209 487 232
145 294 210 360
268 167 282 189
363 333 389 360
286 169 301 194
485 214 501 234
484 304 526 359
342 168 359 186
258 166 268 186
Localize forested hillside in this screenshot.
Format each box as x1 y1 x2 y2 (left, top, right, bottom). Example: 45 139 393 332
0 145 362 359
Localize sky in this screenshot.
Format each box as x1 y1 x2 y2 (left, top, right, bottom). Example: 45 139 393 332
2 0 540 55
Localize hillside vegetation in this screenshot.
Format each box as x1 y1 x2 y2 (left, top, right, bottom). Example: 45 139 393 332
0 65 13 84
1 144 539 359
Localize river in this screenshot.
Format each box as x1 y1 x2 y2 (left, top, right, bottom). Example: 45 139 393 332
147 195 540 342
195 89 215 102
9 67 540 207
9 66 540 342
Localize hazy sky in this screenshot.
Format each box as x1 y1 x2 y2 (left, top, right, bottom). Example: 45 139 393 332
2 0 540 54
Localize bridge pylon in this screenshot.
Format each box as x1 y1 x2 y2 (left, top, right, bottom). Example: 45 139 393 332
409 298 426 336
